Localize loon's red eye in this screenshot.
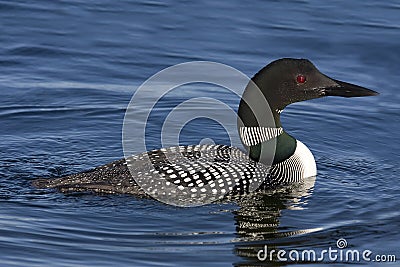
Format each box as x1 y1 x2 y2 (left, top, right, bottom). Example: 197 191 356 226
296 74 306 84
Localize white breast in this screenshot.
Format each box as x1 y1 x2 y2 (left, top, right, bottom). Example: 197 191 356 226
269 140 317 184
295 140 317 178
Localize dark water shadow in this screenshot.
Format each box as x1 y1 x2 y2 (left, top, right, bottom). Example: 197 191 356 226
231 177 316 266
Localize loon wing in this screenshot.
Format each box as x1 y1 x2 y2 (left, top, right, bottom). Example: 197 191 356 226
32 144 271 200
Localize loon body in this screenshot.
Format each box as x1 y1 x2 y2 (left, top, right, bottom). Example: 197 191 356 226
33 58 377 201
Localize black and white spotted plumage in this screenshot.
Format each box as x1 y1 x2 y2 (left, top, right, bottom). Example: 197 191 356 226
125 144 271 205
33 128 315 204
33 144 267 200
33 140 316 202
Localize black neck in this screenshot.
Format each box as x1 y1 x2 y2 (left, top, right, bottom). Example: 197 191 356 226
248 130 296 165
238 83 297 165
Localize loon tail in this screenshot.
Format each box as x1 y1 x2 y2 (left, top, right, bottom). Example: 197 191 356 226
32 158 147 197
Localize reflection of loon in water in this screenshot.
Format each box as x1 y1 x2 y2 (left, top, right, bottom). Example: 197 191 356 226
33 59 378 199
233 179 317 265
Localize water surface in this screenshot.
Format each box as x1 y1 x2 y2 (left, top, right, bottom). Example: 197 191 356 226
1 1 399 266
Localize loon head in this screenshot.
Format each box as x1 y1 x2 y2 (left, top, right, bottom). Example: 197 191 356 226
238 58 378 164
240 58 378 126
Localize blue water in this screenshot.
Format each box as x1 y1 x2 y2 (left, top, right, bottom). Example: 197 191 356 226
1 1 400 266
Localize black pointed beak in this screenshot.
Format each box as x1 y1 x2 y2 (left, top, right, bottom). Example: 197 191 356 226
324 79 379 97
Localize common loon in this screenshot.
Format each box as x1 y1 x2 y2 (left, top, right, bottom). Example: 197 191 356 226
33 58 378 203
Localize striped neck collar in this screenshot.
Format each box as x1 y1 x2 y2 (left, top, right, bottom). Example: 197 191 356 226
239 126 283 146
